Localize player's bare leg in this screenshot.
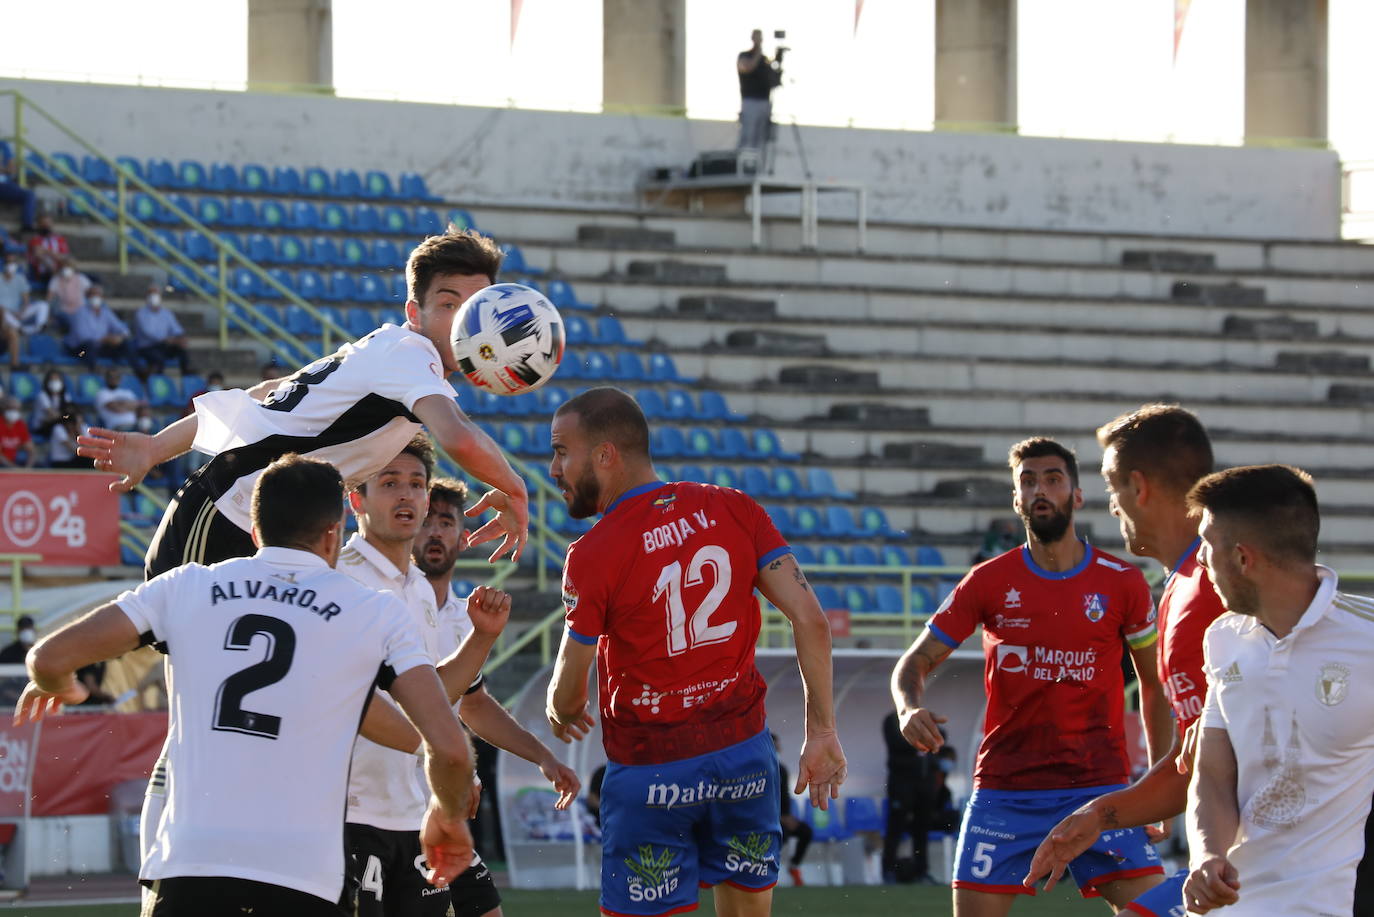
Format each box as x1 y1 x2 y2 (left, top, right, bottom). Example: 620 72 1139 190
1093 873 1166 912
953 888 1018 917
713 883 773 917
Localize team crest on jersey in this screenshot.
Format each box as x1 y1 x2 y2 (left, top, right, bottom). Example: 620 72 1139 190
1083 593 1107 622
562 581 579 611
1003 588 1022 609
652 493 678 512
1317 662 1349 706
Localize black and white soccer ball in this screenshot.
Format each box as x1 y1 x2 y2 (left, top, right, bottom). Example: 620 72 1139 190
450 283 565 395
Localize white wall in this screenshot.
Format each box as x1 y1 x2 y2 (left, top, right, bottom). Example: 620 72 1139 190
0 78 1340 240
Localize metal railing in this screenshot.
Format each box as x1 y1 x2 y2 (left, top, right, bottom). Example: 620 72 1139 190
1 554 41 621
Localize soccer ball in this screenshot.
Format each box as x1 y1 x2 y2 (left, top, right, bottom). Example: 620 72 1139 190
450 283 565 396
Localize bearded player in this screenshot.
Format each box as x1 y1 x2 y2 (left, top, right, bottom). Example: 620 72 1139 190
892 437 1173 916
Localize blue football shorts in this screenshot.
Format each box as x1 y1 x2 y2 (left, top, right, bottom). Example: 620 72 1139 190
1123 868 1187 917
598 729 781 916
953 785 1164 897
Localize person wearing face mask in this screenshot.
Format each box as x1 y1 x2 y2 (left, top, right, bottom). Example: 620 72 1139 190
0 616 37 664
46 256 91 333
94 369 145 432
0 255 29 368
64 284 140 372
133 282 189 375
0 395 36 468
30 371 72 437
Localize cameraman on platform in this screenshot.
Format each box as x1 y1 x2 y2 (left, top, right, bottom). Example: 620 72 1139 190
737 29 783 151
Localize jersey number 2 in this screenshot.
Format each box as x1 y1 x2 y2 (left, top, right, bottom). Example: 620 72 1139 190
653 545 735 656
213 614 296 739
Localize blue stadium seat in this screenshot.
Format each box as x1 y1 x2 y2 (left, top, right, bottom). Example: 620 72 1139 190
381 206 410 235
296 269 325 301
71 372 103 405
268 268 296 299
318 307 348 339
654 426 687 457
284 304 322 337
915 545 946 568
881 544 911 567
844 797 886 833
289 201 319 231
823 506 860 539
179 374 206 403
543 278 593 311
370 239 402 270
377 305 404 327
740 466 772 499
528 422 552 456
277 235 307 264
129 193 160 224
146 158 176 188
162 193 195 224
259 199 288 229
116 155 144 182
216 231 245 255
762 505 795 537
634 388 665 419
718 427 750 459
303 167 331 196
683 427 715 458
240 163 269 192
121 543 145 567
226 197 259 227
21 333 60 365
564 314 592 345
819 543 848 568
178 160 208 189
387 274 406 303
447 208 478 232
272 166 302 195
804 467 852 500
709 466 738 490
7 371 38 404
207 162 239 192
82 155 115 185
843 585 872 613
400 173 438 201
770 467 802 498
556 352 583 380
247 233 277 264
48 151 78 181
648 353 684 382
326 271 356 303
910 584 935 616
851 544 880 567
351 204 380 233
792 506 822 537
230 268 260 299
582 350 613 379
663 388 694 420
498 423 529 455
309 236 340 266
411 207 443 236
339 237 367 267
537 386 568 415
697 390 744 422
752 428 801 462
613 352 646 381
812 584 842 611
678 464 708 483
789 544 817 567
499 244 532 275
196 197 227 226
333 169 362 198
802 801 853 842
363 170 395 199
319 203 348 232
874 585 904 615
144 374 180 408
346 307 375 338
596 315 631 345
859 506 902 538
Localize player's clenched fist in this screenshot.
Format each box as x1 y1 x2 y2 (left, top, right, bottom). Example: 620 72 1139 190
465 585 512 638
898 706 948 753
1184 855 1240 913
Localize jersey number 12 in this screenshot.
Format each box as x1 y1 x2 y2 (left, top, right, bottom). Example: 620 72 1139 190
653 545 735 656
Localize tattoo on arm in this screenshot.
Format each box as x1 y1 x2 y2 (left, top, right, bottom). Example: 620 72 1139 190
1101 806 1120 829
768 558 785 571
791 566 809 592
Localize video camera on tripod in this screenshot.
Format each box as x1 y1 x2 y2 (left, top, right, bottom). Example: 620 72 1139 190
769 30 789 87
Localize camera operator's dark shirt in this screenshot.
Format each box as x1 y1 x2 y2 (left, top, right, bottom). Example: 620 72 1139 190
738 50 774 100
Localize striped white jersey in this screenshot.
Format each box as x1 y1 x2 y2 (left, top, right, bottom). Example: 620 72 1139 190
1195 566 1374 917
190 324 455 532
117 547 428 903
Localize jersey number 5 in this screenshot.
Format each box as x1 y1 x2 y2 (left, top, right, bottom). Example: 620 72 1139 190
213 614 296 739
653 545 735 656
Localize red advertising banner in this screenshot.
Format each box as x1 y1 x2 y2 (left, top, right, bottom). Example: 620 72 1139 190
30 712 167 817
0 471 120 566
0 720 40 819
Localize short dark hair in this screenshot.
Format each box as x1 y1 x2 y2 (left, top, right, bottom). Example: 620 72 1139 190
1187 464 1319 564
252 454 344 547
1007 437 1079 486
355 434 435 495
406 228 503 304
428 476 469 514
1097 404 1213 494
553 386 650 459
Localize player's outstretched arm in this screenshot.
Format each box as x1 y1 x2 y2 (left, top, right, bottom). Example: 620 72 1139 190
390 663 475 888
890 629 954 753
413 394 529 563
756 553 848 809
433 585 511 703
460 686 581 810
16 602 142 723
77 415 197 494
1184 726 1241 913
1024 724 1193 891
546 630 597 744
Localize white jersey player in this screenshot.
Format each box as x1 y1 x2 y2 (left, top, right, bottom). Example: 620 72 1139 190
15 455 475 917
1185 465 1374 917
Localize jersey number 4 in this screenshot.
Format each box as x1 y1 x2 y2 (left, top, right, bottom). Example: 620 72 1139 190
653 545 735 657
213 614 296 739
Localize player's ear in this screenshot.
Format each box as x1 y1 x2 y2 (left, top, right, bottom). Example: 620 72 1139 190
348 489 364 513
403 298 420 326
250 526 262 549
1128 469 1150 506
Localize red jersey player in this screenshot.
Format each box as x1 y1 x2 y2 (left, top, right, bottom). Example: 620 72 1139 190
1024 406 1227 917
892 437 1174 915
543 387 846 917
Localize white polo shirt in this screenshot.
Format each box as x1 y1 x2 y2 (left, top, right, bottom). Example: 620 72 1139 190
117 548 428 904
340 533 444 832
1195 567 1374 917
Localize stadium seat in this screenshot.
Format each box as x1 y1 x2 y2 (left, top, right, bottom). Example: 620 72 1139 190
684 427 715 458
144 373 180 408
178 159 208 189
647 353 687 383
7 371 38 404
915 545 946 568
247 233 277 264
819 543 848 568
844 585 873 613
295 269 325 301
164 193 196 224
196 197 227 226
230 267 260 299
22 334 60 365
544 278 593 311
654 426 688 458
352 204 380 233
180 374 206 403
790 543 817 566
387 275 406 303
333 169 362 198
326 271 356 302
363 170 395 199
129 193 160 224
240 163 270 192
411 207 444 236
595 315 631 345
678 464 708 483
499 244 532 275
319 202 348 232
399 172 438 201
370 239 402 270
823 506 860 539
851 543 880 567
762 505 795 537
873 585 904 614
709 466 738 489
910 585 936 617
563 314 592 346
697 390 744 422
309 236 340 266
82 155 115 185
382 206 410 235
339 237 367 267
537 386 568 415
802 800 853 842
303 167 331 196
116 155 144 182
556 353 583 380
272 166 302 195
717 428 750 459
528 423 551 456
752 428 801 462
740 466 772 499
284 304 322 337
812 584 842 611
146 158 177 188
267 268 295 299
804 467 853 500
770 467 802 498
207 162 239 192
792 505 822 537
447 208 477 232
881 544 911 567
48 151 78 181
259 199 288 229
613 352 646 382
844 797 886 833
228 197 260 227
71 372 103 405
289 201 320 231
582 350 613 380
345 307 375 338
278 235 307 264
634 388 665 419
216 231 245 255
498 423 529 455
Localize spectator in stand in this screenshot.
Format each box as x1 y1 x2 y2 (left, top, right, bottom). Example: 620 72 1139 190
0 615 37 663
47 256 91 333
0 148 37 234
43 407 85 469
972 517 1020 564
182 370 223 416
0 252 29 368
94 369 144 432
27 214 67 287
0 395 37 467
30 370 73 438
132 281 189 375
64 284 139 371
